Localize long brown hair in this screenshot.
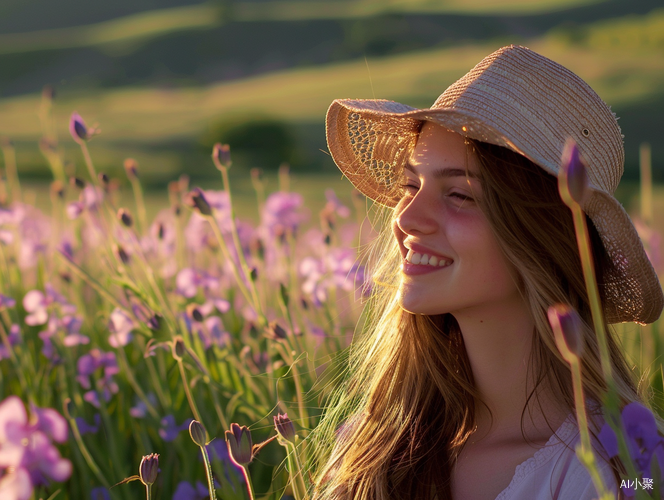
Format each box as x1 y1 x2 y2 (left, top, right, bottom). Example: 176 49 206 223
305 138 645 499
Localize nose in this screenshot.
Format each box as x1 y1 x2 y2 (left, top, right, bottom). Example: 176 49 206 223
394 189 439 236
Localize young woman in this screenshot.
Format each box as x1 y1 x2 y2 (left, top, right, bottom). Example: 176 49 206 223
307 45 664 499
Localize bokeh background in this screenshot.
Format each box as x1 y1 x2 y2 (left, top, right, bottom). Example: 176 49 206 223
0 0 662 215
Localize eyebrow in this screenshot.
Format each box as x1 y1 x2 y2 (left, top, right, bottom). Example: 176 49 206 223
404 161 479 179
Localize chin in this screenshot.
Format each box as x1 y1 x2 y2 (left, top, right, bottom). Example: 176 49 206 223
397 291 447 316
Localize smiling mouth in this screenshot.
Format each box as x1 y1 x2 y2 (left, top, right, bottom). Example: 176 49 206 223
405 249 453 268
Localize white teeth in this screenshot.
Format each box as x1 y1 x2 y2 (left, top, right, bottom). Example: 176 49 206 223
405 250 451 268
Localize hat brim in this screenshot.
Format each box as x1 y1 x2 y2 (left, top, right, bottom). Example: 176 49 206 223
326 98 663 324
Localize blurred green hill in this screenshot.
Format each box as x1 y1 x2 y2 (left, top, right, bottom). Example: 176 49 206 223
0 0 662 186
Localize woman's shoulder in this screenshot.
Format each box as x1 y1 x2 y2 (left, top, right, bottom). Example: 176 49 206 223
496 414 620 500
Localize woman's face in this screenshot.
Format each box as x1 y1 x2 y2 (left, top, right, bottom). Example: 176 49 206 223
392 122 522 318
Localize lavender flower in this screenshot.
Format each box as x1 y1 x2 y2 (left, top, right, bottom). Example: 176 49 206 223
173 480 208 500
75 414 101 435
260 191 307 240
108 308 135 348
90 487 111 500
0 293 16 309
76 349 119 408
159 415 192 442
547 304 585 360
212 143 232 170
598 402 664 477
0 396 72 497
0 324 20 360
129 394 157 419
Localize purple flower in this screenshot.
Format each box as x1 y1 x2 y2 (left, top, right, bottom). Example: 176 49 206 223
108 308 134 348
324 189 351 218
203 439 246 488
0 293 15 309
76 349 119 408
260 191 307 240
159 415 192 442
69 112 89 143
129 394 157 419
175 268 220 298
0 324 20 360
0 396 72 496
90 487 111 500
598 402 664 477
66 201 84 220
75 414 101 435
173 480 208 500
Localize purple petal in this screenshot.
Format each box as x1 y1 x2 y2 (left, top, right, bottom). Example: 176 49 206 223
22 290 45 313
31 406 69 443
598 422 618 458
90 487 111 500
0 466 33 500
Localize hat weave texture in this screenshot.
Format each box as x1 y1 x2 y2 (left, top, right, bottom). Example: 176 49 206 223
326 44 663 325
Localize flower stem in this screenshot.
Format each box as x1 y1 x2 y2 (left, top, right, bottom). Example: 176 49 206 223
200 443 218 500
145 483 152 500
286 442 308 500
79 142 98 184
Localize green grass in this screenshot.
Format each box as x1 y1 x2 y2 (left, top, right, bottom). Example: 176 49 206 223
0 0 610 56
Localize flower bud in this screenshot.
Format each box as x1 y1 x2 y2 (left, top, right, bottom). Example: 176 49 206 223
172 336 186 361
117 208 133 228
265 321 287 341
113 244 130 265
212 143 232 170
186 303 204 323
70 177 86 189
225 423 253 465
69 112 88 143
50 180 65 199
547 304 585 362
139 453 159 486
184 188 212 216
189 420 208 447
124 158 138 180
273 413 296 444
558 139 591 207
98 172 109 187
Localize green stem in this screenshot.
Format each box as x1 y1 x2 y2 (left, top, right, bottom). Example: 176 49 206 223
116 347 160 419
79 142 98 183
145 483 152 500
218 166 264 321
570 357 609 497
1 142 21 203
65 405 111 489
571 206 613 383
286 442 308 500
200 444 218 500
178 359 203 423
131 177 147 235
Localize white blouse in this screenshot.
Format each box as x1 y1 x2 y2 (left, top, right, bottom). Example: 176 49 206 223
495 414 620 500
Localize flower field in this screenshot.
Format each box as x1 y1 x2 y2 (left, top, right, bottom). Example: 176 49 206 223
0 102 375 499
0 94 663 500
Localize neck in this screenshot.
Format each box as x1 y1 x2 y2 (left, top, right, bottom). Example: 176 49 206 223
453 297 566 442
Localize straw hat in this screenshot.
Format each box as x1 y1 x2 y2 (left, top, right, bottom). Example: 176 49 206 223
326 44 663 325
